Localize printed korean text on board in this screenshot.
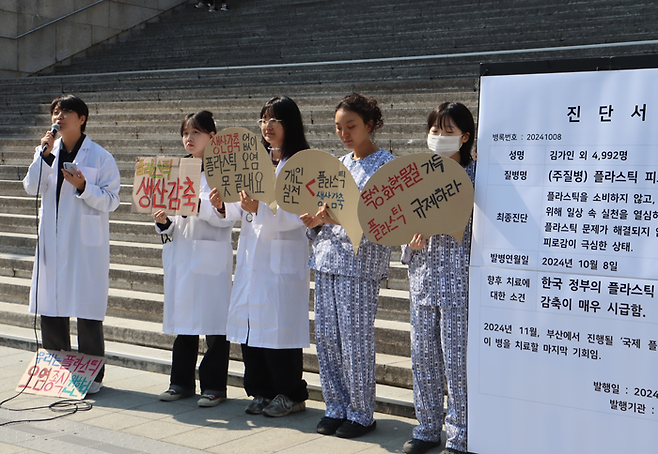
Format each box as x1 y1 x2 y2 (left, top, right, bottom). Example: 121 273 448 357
468 66 658 454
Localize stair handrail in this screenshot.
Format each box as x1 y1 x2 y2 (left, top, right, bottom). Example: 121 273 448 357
51 38 658 79
0 0 106 40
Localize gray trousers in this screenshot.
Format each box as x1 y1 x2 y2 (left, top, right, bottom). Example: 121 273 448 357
40 315 105 383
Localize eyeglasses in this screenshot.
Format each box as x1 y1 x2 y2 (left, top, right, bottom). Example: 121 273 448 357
258 118 282 127
52 109 73 118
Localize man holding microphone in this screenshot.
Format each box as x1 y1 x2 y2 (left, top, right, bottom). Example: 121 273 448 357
23 94 121 394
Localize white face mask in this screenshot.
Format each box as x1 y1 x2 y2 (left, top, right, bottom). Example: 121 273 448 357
427 133 462 157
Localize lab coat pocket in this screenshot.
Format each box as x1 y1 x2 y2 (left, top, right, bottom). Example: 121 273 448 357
191 240 230 275
79 166 98 185
47 172 57 187
270 239 306 274
80 214 103 246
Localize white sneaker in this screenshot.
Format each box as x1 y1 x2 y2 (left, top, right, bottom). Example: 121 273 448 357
197 394 226 407
88 381 103 394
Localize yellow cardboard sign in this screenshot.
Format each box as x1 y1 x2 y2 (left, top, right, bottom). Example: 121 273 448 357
357 153 474 246
275 149 363 252
203 127 276 204
16 349 105 399
131 156 202 216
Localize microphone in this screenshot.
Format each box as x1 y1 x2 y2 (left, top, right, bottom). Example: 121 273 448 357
41 124 60 153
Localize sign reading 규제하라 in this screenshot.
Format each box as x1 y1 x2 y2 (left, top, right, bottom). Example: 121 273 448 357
357 152 474 246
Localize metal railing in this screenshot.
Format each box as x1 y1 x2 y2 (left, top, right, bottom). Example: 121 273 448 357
0 0 107 40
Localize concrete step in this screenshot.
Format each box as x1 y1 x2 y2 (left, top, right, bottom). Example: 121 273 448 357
0 251 166 294
0 300 414 393
43 0 658 76
0 206 410 286
69 22 657 72
0 319 415 417
0 200 405 260
0 109 462 136
0 181 140 201
0 247 410 318
0 165 28 180
0 90 479 115
0 79 480 108
0 231 165 267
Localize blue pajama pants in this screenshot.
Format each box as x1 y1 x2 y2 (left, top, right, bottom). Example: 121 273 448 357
410 302 468 452
314 272 380 426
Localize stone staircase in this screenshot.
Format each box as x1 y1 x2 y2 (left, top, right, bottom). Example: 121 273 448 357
44 0 658 80
1 80 473 416
1 0 658 417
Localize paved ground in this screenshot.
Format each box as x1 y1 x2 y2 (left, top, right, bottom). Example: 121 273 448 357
0 345 439 454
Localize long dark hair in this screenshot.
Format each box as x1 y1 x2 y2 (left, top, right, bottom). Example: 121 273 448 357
260 97 310 160
180 110 217 136
427 102 475 167
334 93 384 138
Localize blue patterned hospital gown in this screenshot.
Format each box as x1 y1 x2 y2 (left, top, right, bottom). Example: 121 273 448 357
401 159 475 451
308 148 393 426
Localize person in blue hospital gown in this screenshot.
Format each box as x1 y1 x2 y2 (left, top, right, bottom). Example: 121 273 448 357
401 102 476 454
302 93 393 440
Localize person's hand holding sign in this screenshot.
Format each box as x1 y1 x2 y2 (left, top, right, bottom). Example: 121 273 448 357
209 188 226 217
240 190 259 214
300 203 339 228
299 212 321 229
316 203 339 225
153 210 168 224
408 233 427 250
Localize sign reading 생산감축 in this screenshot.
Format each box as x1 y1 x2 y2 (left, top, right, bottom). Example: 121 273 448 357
469 67 658 454
131 156 202 216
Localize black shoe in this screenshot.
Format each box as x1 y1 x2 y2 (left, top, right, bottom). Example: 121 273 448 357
403 438 442 454
335 420 377 438
244 396 271 415
317 416 347 435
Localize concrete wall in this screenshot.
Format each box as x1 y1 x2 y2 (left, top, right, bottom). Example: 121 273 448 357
0 0 186 78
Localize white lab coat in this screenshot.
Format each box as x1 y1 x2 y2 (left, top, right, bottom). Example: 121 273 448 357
226 160 311 349
23 137 121 321
156 172 235 335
